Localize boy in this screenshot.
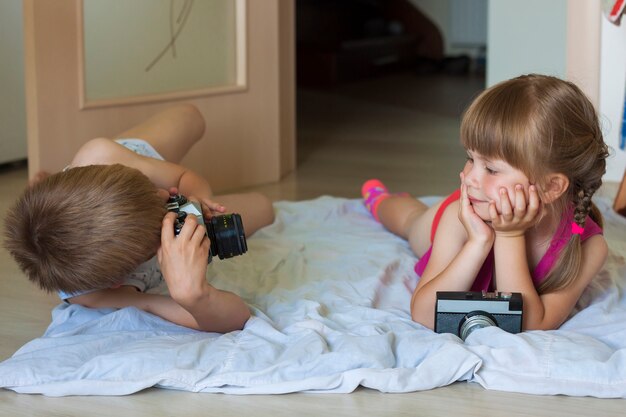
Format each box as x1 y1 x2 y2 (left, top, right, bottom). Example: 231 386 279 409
4 104 275 333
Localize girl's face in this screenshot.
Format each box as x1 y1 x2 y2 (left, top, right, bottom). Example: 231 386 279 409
461 149 532 220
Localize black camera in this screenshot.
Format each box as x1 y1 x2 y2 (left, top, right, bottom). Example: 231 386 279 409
434 291 523 341
166 194 247 263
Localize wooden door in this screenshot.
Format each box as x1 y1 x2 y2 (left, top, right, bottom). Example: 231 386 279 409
23 0 295 192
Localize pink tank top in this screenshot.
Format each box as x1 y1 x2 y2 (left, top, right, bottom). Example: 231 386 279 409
414 190 603 291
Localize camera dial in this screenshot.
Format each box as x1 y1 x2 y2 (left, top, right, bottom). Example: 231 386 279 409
166 194 187 212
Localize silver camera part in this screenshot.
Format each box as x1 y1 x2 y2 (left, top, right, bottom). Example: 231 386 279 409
177 201 205 228
434 291 523 340
459 312 497 341
168 200 206 230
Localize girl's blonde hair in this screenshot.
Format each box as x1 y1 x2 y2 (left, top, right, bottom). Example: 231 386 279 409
460 74 609 294
4 164 167 293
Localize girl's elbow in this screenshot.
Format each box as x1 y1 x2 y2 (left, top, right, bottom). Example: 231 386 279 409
410 307 434 331
521 310 565 331
522 318 562 332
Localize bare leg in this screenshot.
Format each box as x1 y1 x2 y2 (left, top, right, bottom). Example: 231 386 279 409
115 104 206 163
376 196 443 257
213 192 275 237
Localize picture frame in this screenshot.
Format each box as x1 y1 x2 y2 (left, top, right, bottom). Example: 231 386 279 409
77 0 247 109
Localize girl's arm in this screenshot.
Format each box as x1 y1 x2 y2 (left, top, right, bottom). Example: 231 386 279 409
490 184 608 330
410 185 494 329
489 184 544 329
495 233 607 330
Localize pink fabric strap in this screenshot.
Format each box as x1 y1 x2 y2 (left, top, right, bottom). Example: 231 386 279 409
571 222 584 235
532 212 602 284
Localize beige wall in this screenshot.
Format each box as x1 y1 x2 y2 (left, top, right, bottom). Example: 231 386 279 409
565 0 601 107
599 15 626 182
487 0 568 87
24 0 294 193
0 1 26 164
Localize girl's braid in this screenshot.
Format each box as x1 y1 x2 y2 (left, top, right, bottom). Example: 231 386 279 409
572 179 601 228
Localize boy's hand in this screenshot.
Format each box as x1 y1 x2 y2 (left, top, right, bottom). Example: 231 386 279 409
489 184 540 237
199 197 226 219
158 211 210 306
166 187 225 219
157 209 251 332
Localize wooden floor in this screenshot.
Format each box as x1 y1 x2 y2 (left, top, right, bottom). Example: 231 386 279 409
1 72 624 416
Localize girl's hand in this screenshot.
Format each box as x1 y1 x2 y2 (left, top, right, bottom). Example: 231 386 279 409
157 211 210 305
489 184 540 237
459 173 494 244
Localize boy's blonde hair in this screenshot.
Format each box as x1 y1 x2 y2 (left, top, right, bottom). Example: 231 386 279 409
3 164 167 293
460 74 609 294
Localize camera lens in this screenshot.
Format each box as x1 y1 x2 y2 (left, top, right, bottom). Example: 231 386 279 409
459 311 497 341
206 213 248 260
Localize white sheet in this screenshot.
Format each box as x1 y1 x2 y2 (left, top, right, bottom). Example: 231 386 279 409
1 196 625 397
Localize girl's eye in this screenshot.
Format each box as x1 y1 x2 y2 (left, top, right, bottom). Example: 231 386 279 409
465 156 474 164
485 166 497 175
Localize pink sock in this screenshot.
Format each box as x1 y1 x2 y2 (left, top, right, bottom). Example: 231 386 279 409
361 179 390 222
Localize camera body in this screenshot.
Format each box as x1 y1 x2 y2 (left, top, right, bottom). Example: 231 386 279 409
166 194 247 263
434 291 523 341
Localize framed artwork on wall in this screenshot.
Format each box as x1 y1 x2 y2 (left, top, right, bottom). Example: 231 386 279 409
78 0 246 108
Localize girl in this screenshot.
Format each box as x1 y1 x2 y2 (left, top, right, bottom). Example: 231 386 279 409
362 74 610 331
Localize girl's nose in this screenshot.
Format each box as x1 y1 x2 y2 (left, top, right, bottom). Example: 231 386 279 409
462 163 479 187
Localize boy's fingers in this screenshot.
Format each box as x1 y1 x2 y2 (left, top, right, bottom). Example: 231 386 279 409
202 199 226 216
191 221 207 245
161 212 177 240
178 214 199 240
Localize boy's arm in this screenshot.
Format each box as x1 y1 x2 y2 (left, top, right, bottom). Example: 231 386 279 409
69 287 201 330
68 211 251 333
71 138 225 215
157 211 251 331
69 286 249 332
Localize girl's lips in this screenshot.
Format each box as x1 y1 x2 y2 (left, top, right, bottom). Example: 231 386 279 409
468 196 487 204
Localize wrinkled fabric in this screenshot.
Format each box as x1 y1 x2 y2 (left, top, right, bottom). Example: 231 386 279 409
0 196 624 397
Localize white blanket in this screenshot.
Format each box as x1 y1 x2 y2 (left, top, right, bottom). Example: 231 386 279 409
1 196 625 397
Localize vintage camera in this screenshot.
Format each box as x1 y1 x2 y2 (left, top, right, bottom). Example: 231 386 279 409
166 194 247 263
434 291 523 341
